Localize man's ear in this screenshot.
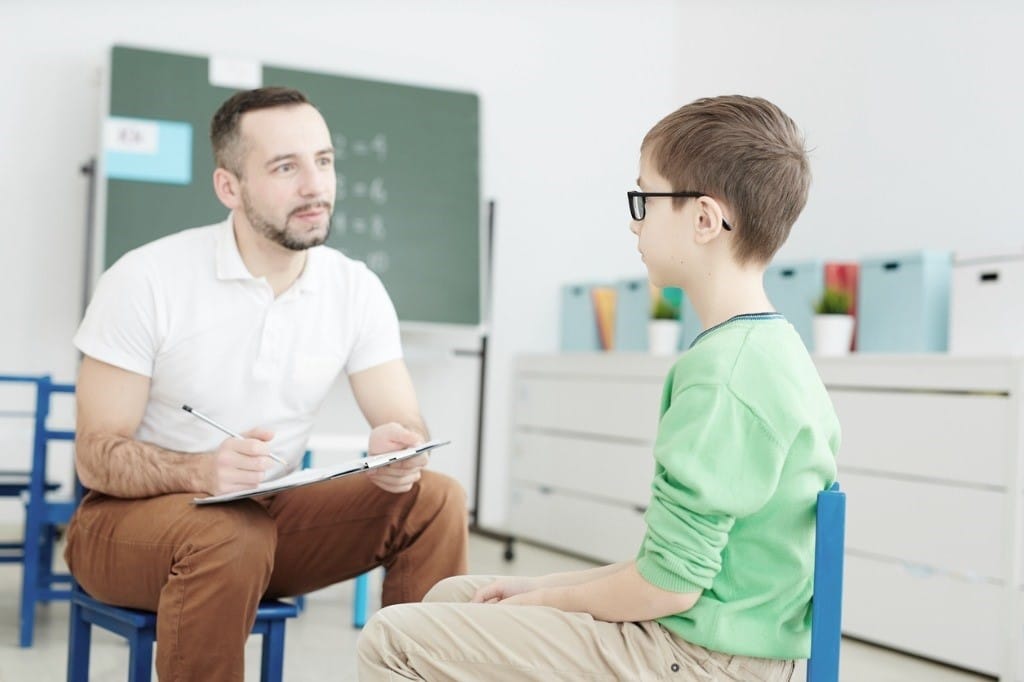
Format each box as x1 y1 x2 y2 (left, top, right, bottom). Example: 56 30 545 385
212 167 242 210
693 196 727 245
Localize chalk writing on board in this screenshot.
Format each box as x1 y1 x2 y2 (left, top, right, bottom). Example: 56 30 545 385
332 133 387 162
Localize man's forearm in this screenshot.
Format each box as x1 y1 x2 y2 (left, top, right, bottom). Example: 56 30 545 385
76 432 205 499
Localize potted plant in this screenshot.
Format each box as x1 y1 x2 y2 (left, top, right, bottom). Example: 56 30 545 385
648 292 681 355
812 287 855 355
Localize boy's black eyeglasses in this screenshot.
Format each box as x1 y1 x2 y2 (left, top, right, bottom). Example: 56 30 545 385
627 191 733 230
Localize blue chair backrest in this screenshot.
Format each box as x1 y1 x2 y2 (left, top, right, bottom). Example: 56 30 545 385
808 481 846 682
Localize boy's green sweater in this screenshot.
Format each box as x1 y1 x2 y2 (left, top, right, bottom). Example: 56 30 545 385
635 314 839 659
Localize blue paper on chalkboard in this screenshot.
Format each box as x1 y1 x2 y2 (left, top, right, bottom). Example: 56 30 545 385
104 117 192 185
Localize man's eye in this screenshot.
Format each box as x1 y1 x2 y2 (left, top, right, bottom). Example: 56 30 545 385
275 164 295 174
318 157 334 167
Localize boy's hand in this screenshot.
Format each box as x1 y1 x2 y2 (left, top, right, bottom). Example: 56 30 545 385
498 589 551 607
471 577 542 604
366 422 427 494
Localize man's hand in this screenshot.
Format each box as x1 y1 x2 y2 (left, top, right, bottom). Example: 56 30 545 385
471 577 542 604
196 427 277 496
366 422 426 494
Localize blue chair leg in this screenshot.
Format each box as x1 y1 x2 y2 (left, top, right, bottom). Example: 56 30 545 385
67 598 92 682
260 619 287 682
38 526 55 601
19 515 42 647
128 627 154 682
353 572 369 629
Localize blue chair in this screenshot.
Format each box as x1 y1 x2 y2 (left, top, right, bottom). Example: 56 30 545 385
0 374 77 647
298 448 372 628
807 482 846 682
67 586 299 682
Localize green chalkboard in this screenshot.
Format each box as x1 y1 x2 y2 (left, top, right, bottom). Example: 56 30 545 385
104 45 481 325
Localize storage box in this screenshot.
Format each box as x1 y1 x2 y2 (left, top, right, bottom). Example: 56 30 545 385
856 251 952 353
613 278 650 351
949 251 1024 355
559 283 601 352
764 260 823 349
680 295 700 349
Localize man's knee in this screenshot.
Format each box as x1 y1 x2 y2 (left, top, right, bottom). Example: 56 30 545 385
417 470 467 519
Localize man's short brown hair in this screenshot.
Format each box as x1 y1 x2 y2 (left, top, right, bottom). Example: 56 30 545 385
642 95 810 264
210 87 311 176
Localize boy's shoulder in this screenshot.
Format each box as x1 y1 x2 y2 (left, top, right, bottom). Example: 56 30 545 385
673 316 809 390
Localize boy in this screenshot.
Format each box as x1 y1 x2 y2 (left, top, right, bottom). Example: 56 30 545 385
356 95 839 681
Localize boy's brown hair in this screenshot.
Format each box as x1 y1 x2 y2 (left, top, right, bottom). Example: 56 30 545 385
210 86 311 176
642 95 810 264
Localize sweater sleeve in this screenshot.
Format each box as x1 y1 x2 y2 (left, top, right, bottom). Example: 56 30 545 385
636 383 788 593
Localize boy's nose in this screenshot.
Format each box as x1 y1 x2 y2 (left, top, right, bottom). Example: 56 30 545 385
629 220 641 236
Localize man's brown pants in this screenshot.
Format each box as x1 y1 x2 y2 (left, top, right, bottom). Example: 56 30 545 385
64 469 468 681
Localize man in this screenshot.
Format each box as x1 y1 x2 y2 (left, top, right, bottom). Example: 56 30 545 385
65 87 468 681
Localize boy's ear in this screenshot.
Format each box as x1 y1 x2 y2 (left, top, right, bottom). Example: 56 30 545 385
212 167 242 210
693 196 728 245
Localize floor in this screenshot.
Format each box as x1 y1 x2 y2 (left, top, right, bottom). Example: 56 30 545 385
0 531 995 681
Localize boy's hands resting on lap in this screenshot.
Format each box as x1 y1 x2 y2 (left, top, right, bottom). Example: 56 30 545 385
471 577 543 604
366 421 428 494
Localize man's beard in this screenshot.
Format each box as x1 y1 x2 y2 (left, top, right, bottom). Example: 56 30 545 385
242 190 333 251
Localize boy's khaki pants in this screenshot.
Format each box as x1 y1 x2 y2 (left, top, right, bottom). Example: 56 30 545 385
358 575 795 681
65 470 467 681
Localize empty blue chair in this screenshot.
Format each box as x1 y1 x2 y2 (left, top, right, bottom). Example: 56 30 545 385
807 482 846 682
67 586 299 682
0 374 76 647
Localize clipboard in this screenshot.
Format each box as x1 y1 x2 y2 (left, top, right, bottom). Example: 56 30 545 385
193 439 450 505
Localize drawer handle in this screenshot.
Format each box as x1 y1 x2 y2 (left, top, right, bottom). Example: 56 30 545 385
979 271 1000 283
883 262 901 271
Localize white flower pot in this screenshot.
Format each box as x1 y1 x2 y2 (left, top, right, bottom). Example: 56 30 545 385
648 320 681 356
813 314 855 356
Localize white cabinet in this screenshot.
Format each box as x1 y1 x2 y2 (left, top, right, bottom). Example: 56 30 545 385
508 353 1024 680
815 355 1024 680
506 353 673 563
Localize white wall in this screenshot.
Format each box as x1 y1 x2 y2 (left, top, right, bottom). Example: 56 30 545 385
670 1 1024 263
0 0 680 525
3 0 1022 529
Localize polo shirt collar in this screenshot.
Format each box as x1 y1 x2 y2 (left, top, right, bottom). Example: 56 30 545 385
214 212 320 294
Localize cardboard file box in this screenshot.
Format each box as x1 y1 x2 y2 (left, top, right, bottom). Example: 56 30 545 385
856 251 951 352
764 260 823 349
949 251 1024 355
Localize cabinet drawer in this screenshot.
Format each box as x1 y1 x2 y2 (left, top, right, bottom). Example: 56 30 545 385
842 472 1006 580
514 376 661 441
844 553 1001 675
830 390 1009 487
507 484 646 564
511 432 653 507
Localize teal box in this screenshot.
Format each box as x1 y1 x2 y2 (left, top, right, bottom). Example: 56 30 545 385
560 283 600 352
613 279 650 351
856 251 952 352
680 295 700 349
764 260 824 349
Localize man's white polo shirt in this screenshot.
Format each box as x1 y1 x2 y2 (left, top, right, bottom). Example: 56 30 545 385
74 215 402 472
